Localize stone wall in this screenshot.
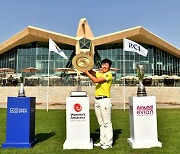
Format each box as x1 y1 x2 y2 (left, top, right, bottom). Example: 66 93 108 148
0 86 179 108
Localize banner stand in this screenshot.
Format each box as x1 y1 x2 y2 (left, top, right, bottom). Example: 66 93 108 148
127 96 162 149
2 97 37 148
63 91 93 149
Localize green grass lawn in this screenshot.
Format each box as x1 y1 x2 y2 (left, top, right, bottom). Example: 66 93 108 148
0 108 180 154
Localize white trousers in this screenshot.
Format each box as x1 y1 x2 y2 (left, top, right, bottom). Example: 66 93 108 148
94 98 113 146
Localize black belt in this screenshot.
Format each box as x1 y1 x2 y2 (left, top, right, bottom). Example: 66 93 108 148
95 96 108 100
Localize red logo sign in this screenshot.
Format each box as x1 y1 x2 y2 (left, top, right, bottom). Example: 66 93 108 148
74 103 82 112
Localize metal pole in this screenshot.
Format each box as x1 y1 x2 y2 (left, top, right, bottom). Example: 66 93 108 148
123 49 126 111
47 51 50 112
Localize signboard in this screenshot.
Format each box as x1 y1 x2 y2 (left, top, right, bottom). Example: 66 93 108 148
127 96 162 149
63 95 93 149
2 97 36 148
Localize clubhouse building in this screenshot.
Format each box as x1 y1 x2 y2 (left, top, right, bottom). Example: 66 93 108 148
0 18 179 81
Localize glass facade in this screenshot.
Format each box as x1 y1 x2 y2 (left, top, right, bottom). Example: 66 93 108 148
0 42 75 77
0 41 179 80
0 48 17 70
95 43 180 79
154 48 180 75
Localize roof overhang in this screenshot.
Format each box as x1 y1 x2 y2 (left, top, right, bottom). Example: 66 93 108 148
0 24 179 58
0 26 77 54
92 26 180 58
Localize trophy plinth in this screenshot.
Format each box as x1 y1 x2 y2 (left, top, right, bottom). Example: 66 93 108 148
137 65 147 97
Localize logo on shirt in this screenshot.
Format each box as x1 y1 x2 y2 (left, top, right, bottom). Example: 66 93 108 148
74 103 82 112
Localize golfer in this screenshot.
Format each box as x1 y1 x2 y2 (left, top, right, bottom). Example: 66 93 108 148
83 58 113 149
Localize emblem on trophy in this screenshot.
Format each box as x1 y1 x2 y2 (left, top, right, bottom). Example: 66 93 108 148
137 65 147 97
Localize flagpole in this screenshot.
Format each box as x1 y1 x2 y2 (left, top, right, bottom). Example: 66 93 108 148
123 48 126 111
47 50 50 112
47 38 68 112
122 38 126 111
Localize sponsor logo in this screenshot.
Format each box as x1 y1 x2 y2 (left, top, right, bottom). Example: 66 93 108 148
74 103 82 112
69 103 86 121
137 105 153 116
10 108 28 114
70 113 86 120
19 108 28 113
129 43 141 51
10 108 18 113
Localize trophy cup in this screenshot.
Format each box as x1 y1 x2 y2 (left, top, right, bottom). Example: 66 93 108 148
18 77 26 97
137 65 147 97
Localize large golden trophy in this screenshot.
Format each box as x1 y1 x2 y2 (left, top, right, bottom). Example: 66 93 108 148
137 65 147 97
72 53 94 72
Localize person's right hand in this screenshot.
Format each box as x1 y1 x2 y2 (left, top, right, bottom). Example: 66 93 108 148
83 69 88 75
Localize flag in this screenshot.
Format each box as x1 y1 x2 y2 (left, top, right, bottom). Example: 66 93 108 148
49 38 68 59
123 38 148 57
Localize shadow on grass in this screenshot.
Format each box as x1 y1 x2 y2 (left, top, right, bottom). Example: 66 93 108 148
35 131 56 143
113 129 122 145
90 130 99 143
91 128 122 145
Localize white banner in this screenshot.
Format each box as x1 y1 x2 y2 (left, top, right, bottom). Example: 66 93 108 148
123 38 148 57
49 38 68 59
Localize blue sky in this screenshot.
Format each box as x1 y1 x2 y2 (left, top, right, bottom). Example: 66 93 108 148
0 0 180 48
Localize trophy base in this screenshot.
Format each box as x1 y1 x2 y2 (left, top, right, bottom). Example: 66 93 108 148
137 91 147 97
18 91 26 97
18 95 26 97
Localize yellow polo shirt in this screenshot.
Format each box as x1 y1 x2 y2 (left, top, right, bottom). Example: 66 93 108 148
95 71 113 97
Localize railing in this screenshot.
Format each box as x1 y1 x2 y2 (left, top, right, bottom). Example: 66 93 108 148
0 77 180 87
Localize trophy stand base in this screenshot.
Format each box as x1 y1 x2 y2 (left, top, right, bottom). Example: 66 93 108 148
127 138 162 149
127 96 162 149
63 138 93 149
137 91 147 97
